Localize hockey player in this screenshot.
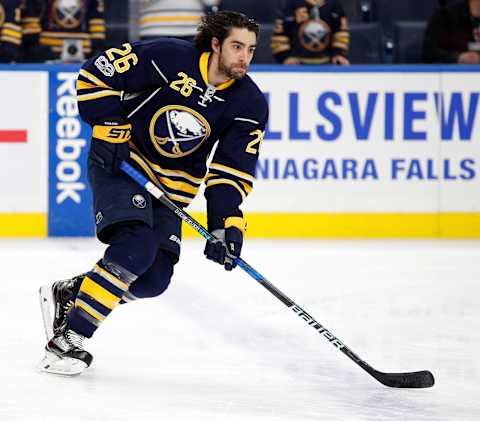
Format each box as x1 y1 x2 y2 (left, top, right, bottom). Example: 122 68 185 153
139 0 221 42
0 0 23 62
271 0 350 65
39 10 268 375
21 0 106 62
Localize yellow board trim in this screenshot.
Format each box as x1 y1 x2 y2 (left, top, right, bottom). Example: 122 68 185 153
182 213 480 239
1 212 479 238
0 213 46 237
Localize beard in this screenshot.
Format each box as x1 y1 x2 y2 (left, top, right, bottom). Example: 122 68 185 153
218 55 247 80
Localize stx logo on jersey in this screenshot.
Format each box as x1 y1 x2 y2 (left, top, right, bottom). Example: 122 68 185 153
149 105 211 158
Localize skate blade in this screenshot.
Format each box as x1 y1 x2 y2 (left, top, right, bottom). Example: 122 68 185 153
39 285 54 341
38 350 87 377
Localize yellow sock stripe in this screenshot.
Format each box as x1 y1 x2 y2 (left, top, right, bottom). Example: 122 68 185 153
80 277 122 310
76 299 106 322
93 264 129 291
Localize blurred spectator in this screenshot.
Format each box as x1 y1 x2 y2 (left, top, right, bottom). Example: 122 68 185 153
423 0 480 63
21 0 106 62
0 0 23 62
271 0 350 65
139 0 221 42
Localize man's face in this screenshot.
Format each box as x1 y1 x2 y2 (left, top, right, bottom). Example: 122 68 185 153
216 28 257 80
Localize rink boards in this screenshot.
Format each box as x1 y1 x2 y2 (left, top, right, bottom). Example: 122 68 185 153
0 64 479 238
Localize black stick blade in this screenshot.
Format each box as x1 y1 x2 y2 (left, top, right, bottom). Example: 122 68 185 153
373 370 435 388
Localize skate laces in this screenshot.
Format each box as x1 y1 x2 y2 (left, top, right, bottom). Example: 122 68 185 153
66 329 85 350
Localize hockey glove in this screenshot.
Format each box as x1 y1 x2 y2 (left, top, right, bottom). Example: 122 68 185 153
204 217 245 271
89 119 132 174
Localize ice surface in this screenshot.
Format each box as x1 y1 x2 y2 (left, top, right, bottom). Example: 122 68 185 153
0 238 479 421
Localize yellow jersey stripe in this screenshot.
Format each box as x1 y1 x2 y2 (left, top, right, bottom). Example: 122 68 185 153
80 277 121 310
3 23 21 31
165 192 192 204
130 152 163 186
132 148 203 184
240 181 253 194
41 31 90 39
89 25 106 32
209 162 254 183
77 90 121 101
40 37 90 47
0 36 21 45
205 178 246 200
1 29 22 39
140 15 201 24
79 69 113 89
158 176 199 195
272 45 291 54
77 80 101 90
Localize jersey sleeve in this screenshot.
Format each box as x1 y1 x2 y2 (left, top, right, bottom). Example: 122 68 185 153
0 0 22 62
77 40 176 125
87 0 106 54
331 0 349 57
270 0 294 64
204 91 268 231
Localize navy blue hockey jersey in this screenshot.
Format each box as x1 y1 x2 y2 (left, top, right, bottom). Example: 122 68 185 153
77 38 268 227
0 0 23 62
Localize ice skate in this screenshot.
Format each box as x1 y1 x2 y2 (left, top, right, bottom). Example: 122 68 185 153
39 275 84 341
39 327 93 376
38 276 92 376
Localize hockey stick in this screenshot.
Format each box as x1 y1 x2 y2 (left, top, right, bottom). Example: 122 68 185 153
120 161 434 388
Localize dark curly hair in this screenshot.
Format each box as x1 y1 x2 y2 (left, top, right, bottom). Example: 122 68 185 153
194 10 260 52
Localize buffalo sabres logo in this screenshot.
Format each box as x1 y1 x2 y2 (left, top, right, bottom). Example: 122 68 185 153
132 194 147 209
52 0 84 29
299 19 331 53
149 105 211 158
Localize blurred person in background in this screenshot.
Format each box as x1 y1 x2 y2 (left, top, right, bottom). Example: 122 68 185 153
271 0 349 65
423 0 480 64
20 0 106 62
0 0 23 62
139 0 221 42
